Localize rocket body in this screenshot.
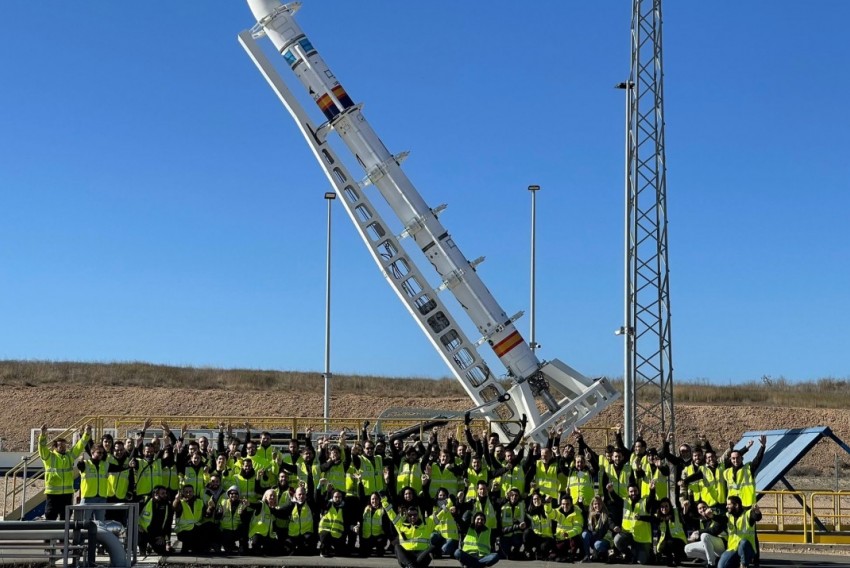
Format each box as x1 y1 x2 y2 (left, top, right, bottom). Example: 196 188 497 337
247 0 540 380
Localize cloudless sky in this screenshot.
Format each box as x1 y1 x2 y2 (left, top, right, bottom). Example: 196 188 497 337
1 2 848 384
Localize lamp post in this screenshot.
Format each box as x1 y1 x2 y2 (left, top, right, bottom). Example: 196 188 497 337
528 184 541 351
616 80 635 445
323 191 336 429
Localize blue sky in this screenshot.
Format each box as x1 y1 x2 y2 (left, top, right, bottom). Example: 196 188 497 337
1 2 847 384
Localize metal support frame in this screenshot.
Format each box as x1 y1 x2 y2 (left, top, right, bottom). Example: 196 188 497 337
621 0 675 446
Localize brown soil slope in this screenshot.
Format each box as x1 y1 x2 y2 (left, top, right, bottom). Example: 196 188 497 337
3 385 848 482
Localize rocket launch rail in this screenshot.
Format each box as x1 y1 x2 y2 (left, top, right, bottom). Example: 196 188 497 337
240 0 619 444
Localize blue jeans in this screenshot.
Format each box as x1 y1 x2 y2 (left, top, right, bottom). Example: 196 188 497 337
581 530 610 558
80 496 106 522
454 549 500 568
442 538 458 557
718 540 756 568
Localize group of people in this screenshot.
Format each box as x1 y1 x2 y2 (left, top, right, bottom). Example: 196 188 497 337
36 414 768 568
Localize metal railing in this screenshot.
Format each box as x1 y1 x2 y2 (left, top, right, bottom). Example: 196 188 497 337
3 416 93 519
754 490 809 544
809 491 850 544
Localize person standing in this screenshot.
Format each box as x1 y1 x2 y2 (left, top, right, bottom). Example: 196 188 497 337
38 423 90 520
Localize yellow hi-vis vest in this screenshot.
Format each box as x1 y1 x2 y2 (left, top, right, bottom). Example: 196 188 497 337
218 497 247 531
499 463 527 497
359 455 384 494
684 463 703 498
597 455 610 496
80 460 110 499
397 461 423 494
134 459 162 498
535 461 560 500
39 433 89 495
727 512 756 551
396 517 438 551
345 464 360 497
657 509 687 553
288 503 314 537
465 465 489 500
139 498 170 532
622 498 652 544
324 461 347 493
107 459 131 499
501 501 526 536
529 504 556 538
435 505 459 540
700 465 727 506
319 504 344 537
567 469 595 505
362 505 385 538
174 499 204 533
180 466 208 497
554 506 584 539
228 473 259 504
605 462 633 500
161 463 180 491
471 498 498 530
648 466 669 500
724 465 756 507
461 527 492 557
248 501 278 539
429 463 460 498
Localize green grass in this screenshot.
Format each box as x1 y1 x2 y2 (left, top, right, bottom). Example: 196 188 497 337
0 360 847 409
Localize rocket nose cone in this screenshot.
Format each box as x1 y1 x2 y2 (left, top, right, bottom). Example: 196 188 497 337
247 0 282 21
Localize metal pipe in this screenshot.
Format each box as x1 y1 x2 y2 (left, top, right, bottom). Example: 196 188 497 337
19 456 29 520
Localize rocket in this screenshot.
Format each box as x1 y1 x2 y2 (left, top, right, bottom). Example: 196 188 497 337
246 0 541 384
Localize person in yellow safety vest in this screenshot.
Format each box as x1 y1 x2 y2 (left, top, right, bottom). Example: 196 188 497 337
138 485 174 555
358 492 391 557
682 449 727 513
178 451 208 497
277 482 317 556
248 488 287 555
563 453 597 513
685 499 729 568
457 480 498 531
424 450 464 499
38 423 90 521
270 470 294 539
77 444 111 522
601 448 636 525
382 496 445 568
583 495 616 562
612 481 656 565
215 485 251 554
430 488 460 559
255 431 282 471
318 486 348 558
552 494 585 562
641 449 670 501
496 487 527 560
528 442 563 503
132 443 163 503
655 497 688 566
454 511 500 568
724 436 767 509
105 440 134 521
490 446 533 500
172 484 212 554
354 438 385 496
718 496 762 568
523 491 557 560
226 458 262 505
683 446 706 506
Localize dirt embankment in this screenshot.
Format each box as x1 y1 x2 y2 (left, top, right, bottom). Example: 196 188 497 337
3 385 849 482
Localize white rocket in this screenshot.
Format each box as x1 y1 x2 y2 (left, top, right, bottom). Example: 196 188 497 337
242 1 618 442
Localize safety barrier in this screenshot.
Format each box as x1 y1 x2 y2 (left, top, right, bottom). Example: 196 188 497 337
809 491 850 544
754 490 809 544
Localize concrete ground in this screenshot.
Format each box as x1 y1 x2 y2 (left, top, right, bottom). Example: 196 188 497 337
145 552 850 568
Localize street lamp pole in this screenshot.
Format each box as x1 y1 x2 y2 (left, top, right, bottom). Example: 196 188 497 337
323 191 336 429
528 184 541 351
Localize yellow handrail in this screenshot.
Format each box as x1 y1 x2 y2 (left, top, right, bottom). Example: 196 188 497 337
809 491 850 544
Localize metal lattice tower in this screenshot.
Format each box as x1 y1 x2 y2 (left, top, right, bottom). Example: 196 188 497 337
619 0 674 446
